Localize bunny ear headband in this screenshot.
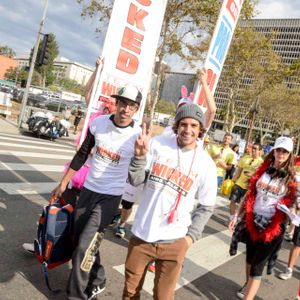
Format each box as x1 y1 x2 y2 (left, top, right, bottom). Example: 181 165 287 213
178 85 193 108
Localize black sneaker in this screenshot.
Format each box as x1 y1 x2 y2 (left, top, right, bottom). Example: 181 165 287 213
87 283 106 300
109 214 121 227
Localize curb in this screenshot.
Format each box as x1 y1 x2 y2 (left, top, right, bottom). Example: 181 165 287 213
0 116 19 128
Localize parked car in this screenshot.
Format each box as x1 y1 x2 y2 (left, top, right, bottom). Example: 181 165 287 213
11 88 24 103
44 97 67 112
0 85 13 94
16 91 48 108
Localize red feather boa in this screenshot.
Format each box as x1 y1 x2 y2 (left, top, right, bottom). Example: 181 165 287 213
245 159 297 242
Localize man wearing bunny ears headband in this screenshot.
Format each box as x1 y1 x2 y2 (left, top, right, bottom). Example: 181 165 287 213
122 103 217 299
176 68 216 129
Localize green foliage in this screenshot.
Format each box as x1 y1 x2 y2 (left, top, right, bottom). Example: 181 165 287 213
47 85 60 92
57 77 85 95
0 45 16 58
154 99 176 116
219 26 288 132
35 33 59 86
4 66 41 86
4 67 26 82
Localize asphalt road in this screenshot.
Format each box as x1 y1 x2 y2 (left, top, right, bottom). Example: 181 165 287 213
0 130 299 300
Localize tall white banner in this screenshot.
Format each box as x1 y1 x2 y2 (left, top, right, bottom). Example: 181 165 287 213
81 0 168 143
194 0 244 109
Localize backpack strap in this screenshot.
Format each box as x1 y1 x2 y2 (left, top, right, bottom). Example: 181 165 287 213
43 262 61 293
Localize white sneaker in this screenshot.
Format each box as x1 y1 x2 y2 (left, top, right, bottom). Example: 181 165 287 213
284 233 293 241
22 243 35 254
278 268 293 280
236 283 247 299
87 284 106 300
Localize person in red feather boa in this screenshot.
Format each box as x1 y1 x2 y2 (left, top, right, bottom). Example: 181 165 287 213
229 136 297 300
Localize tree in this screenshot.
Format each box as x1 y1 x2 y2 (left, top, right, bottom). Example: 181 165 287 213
218 26 287 133
57 78 85 95
29 33 59 87
76 0 255 118
151 99 176 116
4 67 26 82
0 45 16 58
4 66 42 86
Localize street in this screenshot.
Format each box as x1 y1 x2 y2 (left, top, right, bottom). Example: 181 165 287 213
0 126 299 300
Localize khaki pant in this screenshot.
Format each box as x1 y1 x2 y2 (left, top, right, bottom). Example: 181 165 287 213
123 236 189 300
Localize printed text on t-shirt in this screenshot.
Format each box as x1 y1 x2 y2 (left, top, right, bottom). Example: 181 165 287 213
149 161 194 196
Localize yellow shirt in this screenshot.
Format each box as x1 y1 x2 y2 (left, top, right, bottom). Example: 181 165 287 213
209 145 234 177
235 156 264 190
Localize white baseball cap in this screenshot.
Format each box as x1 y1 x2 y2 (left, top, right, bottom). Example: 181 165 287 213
273 136 294 153
111 85 142 104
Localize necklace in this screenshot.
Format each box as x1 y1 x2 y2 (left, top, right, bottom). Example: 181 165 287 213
167 139 197 224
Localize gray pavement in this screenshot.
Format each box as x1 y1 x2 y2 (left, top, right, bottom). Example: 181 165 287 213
0 128 299 300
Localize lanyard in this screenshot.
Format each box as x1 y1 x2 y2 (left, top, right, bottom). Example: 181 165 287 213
167 140 197 224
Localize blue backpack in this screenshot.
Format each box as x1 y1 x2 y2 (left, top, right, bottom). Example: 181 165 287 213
34 196 75 291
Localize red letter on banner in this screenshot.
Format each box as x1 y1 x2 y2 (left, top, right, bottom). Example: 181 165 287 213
197 69 217 106
116 49 139 74
101 82 118 96
226 0 238 21
127 3 148 31
121 27 144 55
136 0 152 6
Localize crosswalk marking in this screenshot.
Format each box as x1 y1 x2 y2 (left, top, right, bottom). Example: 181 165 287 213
0 133 74 148
0 163 64 172
0 182 58 195
0 141 75 153
114 196 237 295
0 150 73 160
113 229 245 295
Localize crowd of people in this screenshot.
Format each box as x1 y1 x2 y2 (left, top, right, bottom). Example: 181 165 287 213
22 59 300 300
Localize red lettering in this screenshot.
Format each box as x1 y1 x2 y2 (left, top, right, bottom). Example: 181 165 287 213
122 27 144 54
127 3 148 31
178 174 188 188
197 69 217 106
164 167 175 180
169 169 181 185
136 0 152 6
226 0 238 21
116 49 139 74
151 162 165 176
101 82 118 97
183 178 193 191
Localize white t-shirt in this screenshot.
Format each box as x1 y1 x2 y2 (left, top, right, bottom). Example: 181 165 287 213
122 181 143 203
253 172 287 220
84 115 141 195
132 134 217 242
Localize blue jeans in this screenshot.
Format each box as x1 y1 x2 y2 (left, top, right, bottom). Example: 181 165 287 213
217 176 224 188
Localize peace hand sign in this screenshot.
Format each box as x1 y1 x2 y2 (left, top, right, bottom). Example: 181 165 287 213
135 122 152 158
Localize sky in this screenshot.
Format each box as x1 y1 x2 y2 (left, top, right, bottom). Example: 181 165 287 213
0 0 300 70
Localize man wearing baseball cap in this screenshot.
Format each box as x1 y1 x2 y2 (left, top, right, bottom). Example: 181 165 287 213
53 84 142 300
122 103 217 299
